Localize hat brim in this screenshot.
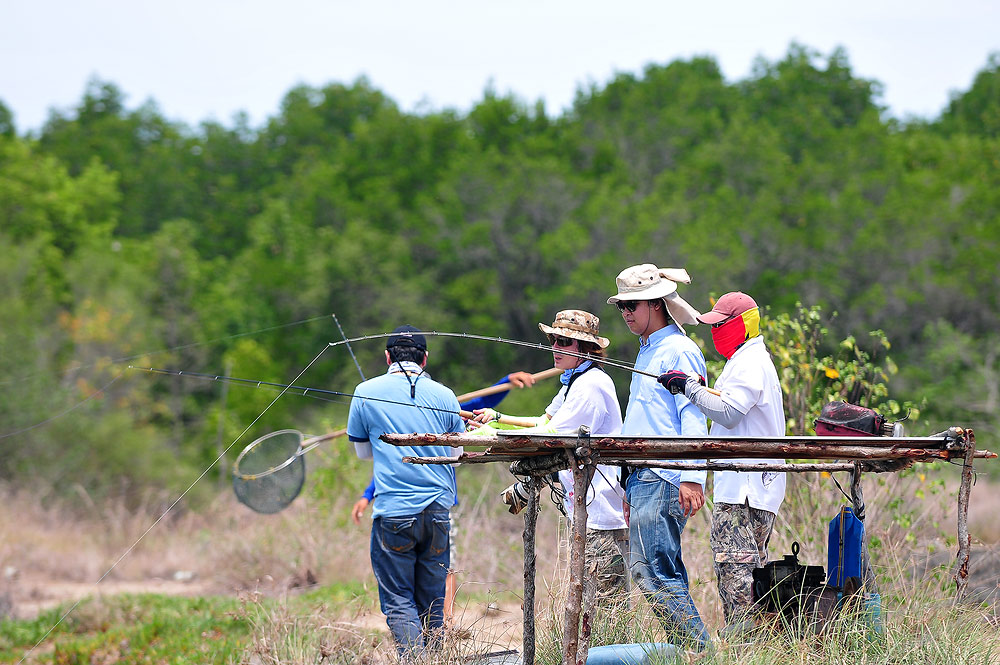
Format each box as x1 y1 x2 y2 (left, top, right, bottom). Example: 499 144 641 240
538 323 610 349
696 310 730 325
606 281 678 304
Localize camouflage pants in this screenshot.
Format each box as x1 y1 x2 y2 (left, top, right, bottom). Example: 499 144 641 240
710 502 776 625
584 527 631 607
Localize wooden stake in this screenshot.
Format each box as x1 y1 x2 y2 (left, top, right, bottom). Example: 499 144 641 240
850 464 880 595
954 429 976 601
562 430 594 665
522 477 541 665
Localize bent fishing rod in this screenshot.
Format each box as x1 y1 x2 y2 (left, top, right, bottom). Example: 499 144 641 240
133 328 719 395
324 330 720 392
321 330 657 377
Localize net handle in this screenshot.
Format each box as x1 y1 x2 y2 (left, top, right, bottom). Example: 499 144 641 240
299 428 347 455
233 429 345 481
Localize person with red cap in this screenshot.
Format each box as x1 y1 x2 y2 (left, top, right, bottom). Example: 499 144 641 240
658 292 787 638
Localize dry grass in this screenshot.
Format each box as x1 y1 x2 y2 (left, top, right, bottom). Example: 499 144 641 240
1 465 998 663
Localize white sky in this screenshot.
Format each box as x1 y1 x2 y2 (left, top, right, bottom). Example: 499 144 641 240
2 0 998 133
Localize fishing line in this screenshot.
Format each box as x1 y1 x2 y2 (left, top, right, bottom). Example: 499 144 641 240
16 344 332 664
1 312 333 387
129 366 489 419
0 371 124 440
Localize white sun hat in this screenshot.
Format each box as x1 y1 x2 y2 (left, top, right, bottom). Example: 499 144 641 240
607 264 702 328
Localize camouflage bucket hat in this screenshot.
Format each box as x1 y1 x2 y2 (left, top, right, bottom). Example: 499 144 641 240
538 309 610 349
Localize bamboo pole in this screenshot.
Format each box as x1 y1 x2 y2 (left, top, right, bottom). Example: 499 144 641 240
458 410 540 428
404 455 870 473
456 367 562 403
591 460 864 473
490 433 964 449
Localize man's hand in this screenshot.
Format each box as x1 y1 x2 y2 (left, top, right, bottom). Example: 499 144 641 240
623 500 630 527
657 370 706 395
351 498 370 525
678 482 705 517
657 370 690 395
506 371 535 388
470 408 499 425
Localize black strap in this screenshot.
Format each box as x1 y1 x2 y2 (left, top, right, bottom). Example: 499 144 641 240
388 362 425 399
561 362 604 399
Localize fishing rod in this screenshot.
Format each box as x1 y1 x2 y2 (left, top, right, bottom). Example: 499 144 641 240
135 327 719 394
321 330 656 377
128 366 539 426
321 330 720 393
332 313 365 381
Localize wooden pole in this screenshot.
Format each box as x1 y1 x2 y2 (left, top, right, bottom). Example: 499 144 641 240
522 477 541 665
850 463 879 595
383 433 995 465
562 429 594 665
954 429 976 601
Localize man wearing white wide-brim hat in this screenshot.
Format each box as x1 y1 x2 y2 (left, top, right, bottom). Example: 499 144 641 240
608 264 711 650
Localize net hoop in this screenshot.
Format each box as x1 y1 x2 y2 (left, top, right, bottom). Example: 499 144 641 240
233 428 343 481
232 429 306 514
233 429 303 481
231 429 345 514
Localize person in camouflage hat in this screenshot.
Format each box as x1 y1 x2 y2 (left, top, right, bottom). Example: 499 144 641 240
471 310 630 619
658 292 786 636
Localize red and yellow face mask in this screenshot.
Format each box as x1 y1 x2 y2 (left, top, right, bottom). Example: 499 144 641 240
711 307 760 359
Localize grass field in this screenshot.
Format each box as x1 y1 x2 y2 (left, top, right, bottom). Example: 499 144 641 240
1 459 998 664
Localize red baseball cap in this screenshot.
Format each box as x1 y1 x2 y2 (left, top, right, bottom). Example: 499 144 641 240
696 292 758 325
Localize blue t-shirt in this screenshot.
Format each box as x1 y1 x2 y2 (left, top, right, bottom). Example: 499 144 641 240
621 324 708 487
360 375 513 501
349 363 465 518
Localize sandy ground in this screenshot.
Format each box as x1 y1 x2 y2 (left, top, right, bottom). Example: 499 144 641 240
2 573 217 620
2 565 527 656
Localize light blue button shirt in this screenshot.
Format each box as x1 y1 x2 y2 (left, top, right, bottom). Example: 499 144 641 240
621 324 708 487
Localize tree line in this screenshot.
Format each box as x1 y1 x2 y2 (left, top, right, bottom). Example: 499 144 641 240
1 44 997 500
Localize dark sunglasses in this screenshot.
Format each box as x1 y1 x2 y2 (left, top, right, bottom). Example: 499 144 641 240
616 300 641 313
548 335 576 347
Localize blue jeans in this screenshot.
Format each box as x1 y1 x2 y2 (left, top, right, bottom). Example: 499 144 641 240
371 503 450 656
626 469 709 650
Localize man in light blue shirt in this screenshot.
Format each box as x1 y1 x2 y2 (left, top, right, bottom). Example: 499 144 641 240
608 264 711 650
349 325 465 657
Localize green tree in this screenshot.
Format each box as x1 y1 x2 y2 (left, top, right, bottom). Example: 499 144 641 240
937 52 1000 138
0 99 14 137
